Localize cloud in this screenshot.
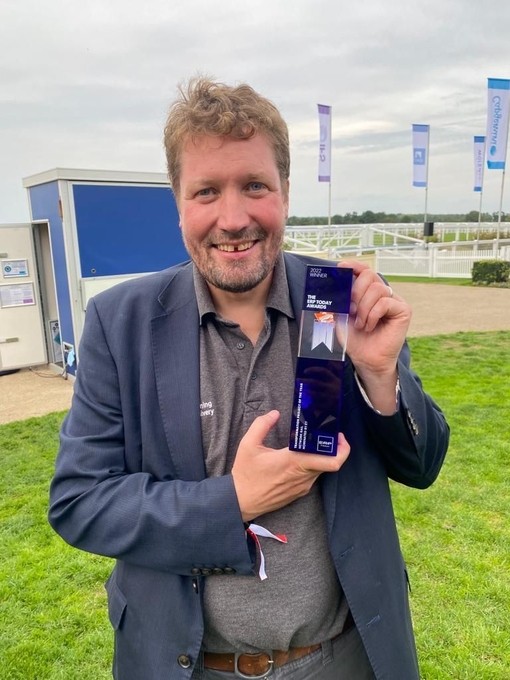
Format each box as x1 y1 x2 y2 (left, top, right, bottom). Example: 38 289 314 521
1 0 509 221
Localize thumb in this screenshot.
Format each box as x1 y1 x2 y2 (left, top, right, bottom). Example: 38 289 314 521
242 410 281 447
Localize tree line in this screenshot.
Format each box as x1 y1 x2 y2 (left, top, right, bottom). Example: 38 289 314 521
287 211 509 225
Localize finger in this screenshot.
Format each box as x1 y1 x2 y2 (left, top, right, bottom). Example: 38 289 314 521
383 284 404 303
349 268 380 309
353 277 389 328
337 261 371 318
337 259 370 276
359 297 393 332
336 432 351 463
295 433 351 472
339 260 394 302
242 410 281 446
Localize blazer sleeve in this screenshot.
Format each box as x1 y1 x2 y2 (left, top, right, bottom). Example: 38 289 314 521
353 340 449 489
48 297 254 576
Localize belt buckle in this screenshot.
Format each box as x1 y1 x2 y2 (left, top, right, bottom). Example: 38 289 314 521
234 651 274 679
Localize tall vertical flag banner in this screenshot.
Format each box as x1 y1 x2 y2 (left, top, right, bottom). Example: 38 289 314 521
318 104 332 182
412 124 430 187
473 136 485 192
486 78 510 169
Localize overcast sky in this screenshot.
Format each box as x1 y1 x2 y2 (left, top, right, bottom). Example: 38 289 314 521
1 0 509 223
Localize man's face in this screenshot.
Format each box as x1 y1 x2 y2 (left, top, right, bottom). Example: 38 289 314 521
177 133 289 294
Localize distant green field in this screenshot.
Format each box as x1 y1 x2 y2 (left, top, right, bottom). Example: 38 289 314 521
1 331 509 678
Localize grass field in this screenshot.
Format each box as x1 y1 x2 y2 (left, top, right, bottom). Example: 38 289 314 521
1 331 508 679
385 276 473 286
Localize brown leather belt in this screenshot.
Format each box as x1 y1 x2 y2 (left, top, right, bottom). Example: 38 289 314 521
203 611 354 677
203 644 320 677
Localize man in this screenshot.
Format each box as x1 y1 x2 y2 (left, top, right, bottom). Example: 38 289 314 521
49 78 449 680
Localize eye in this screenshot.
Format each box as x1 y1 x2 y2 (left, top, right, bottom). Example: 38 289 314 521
246 181 267 192
196 187 215 197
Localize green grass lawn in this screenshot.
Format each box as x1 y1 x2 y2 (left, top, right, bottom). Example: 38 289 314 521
1 331 509 678
385 275 473 286
394 331 510 679
0 413 112 679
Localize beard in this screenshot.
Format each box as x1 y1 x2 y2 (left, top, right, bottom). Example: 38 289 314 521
183 227 284 293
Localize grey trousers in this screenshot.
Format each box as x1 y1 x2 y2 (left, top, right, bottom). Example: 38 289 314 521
191 625 375 679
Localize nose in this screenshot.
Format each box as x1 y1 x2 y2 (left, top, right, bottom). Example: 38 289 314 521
216 190 250 233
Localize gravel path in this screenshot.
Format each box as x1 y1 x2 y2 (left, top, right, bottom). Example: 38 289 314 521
1 284 508 424
391 283 510 337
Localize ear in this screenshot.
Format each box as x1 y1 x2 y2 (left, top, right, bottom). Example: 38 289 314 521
283 178 290 217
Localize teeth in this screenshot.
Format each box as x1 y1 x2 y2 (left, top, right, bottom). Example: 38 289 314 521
216 241 254 252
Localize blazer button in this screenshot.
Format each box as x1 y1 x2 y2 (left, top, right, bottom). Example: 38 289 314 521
177 654 191 669
212 567 224 575
201 568 213 576
223 567 236 575
190 567 201 576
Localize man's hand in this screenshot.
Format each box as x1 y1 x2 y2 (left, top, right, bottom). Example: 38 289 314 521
338 260 411 413
231 411 350 522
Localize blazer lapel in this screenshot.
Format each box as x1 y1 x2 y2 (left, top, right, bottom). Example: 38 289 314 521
151 264 205 481
283 251 307 318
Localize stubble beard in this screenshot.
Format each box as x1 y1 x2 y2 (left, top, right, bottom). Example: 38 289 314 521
184 228 284 293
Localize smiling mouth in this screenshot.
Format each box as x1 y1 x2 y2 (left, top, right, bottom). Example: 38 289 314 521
215 241 256 252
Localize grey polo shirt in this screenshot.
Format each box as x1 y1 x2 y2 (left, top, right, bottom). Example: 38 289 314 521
194 254 349 653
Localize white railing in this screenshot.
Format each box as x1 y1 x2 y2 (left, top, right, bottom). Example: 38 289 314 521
284 223 510 255
284 223 510 278
375 241 510 278
285 223 426 253
284 225 366 253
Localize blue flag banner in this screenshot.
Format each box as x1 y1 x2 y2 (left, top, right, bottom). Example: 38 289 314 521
318 104 332 182
486 78 510 170
473 136 485 192
412 124 429 187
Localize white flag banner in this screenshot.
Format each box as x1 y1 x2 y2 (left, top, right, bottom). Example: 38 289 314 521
473 136 485 192
412 124 429 187
486 78 510 170
318 104 332 182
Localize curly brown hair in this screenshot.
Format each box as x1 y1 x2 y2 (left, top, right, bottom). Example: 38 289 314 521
164 77 290 196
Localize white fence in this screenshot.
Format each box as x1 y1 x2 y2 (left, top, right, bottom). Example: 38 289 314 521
375 242 510 278
285 223 425 253
284 223 510 278
284 223 510 255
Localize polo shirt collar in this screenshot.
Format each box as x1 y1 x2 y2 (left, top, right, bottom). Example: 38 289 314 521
193 251 295 325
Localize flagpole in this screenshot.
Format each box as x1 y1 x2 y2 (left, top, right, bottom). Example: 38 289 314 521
327 108 332 238
424 127 430 227
477 189 483 239
328 181 332 228
497 169 505 241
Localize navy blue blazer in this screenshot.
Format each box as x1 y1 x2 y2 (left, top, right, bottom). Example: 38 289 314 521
49 252 449 680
